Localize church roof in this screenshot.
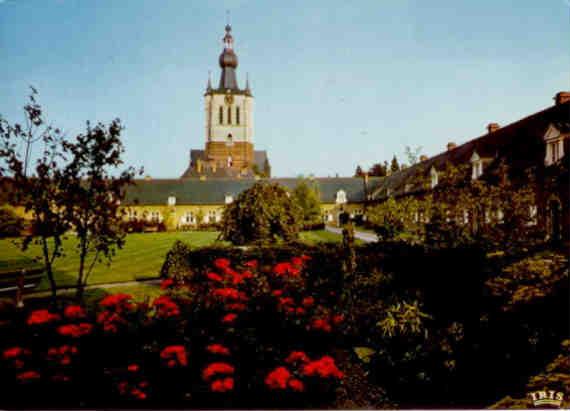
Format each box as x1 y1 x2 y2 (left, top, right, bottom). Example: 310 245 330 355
124 177 383 206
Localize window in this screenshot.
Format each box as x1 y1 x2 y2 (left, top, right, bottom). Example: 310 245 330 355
470 151 483 180
236 107 240 125
219 106 223 124
227 106 232 124
430 166 438 188
182 212 195 225
225 195 234 204
167 196 176 206
151 211 161 222
335 190 347 204
543 124 566 166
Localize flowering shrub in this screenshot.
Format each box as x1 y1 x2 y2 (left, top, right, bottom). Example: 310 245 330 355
0 255 345 408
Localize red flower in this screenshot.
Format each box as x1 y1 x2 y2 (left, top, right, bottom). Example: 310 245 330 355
57 323 93 338
16 370 40 382
302 356 344 379
241 270 254 279
99 293 133 311
311 318 332 333
221 313 238 324
273 262 300 277
244 260 258 269
213 287 240 300
152 295 180 318
301 254 311 261
272 289 283 297
302 297 315 307
206 344 231 356
211 377 234 392
26 309 60 326
160 278 175 289
160 345 188 367
332 314 345 325
265 366 291 390
291 257 303 267
64 305 86 319
214 258 231 270
226 303 247 312
278 297 294 307
128 364 140 372
2 347 30 360
288 378 305 392
285 351 310 364
202 362 235 381
46 345 79 366
207 272 223 282
96 311 126 334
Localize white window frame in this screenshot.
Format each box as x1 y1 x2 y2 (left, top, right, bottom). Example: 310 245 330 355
430 166 438 188
470 151 483 180
167 196 176 206
335 190 347 205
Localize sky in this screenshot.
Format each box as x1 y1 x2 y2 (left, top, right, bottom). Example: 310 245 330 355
1 0 569 178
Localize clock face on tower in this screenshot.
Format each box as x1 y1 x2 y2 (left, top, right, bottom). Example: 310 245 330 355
224 94 234 105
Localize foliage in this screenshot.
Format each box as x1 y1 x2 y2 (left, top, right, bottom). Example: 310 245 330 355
292 179 321 226
354 165 364 177
0 206 24 238
0 255 346 408
0 88 69 301
0 90 140 301
404 145 423 167
368 162 387 177
220 182 302 245
390 155 400 173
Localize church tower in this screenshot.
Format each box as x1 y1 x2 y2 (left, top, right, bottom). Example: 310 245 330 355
182 24 269 179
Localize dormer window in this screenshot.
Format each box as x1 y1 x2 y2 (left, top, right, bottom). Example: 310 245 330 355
470 151 483 180
335 190 347 204
167 196 176 206
225 194 234 204
543 124 566 166
430 166 439 188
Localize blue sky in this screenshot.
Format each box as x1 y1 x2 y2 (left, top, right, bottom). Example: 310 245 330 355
1 0 569 177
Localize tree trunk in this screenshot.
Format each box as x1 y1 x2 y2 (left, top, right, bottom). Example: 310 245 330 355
41 237 57 304
76 241 87 300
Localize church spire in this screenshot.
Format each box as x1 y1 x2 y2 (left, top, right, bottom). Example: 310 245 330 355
206 70 212 92
218 24 239 90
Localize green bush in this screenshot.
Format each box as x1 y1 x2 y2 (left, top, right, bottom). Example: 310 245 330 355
220 182 302 245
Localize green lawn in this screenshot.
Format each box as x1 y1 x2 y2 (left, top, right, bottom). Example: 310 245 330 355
0 230 342 290
298 229 343 244
0 231 222 290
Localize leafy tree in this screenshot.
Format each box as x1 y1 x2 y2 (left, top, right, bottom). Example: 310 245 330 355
220 182 301 245
368 162 387 177
404 145 423 167
60 120 139 299
390 155 400 173
292 179 321 226
0 89 68 301
354 165 364 177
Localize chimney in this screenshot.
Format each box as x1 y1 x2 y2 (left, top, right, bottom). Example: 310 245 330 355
419 155 428 162
447 142 457 151
554 91 570 105
487 123 500 133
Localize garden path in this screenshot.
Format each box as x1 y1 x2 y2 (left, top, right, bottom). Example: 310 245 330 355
325 226 378 243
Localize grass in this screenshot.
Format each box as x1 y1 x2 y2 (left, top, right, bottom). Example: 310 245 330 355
299 229 343 244
0 231 223 290
0 230 343 290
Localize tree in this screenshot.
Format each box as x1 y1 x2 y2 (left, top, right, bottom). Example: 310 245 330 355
263 157 271 178
60 120 139 299
220 182 301 245
390 155 400 173
404 146 423 167
0 205 24 238
0 89 68 302
292 179 321 226
354 165 364 177
369 162 387 177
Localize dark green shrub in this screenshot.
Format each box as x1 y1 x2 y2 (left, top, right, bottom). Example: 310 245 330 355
0 207 24 238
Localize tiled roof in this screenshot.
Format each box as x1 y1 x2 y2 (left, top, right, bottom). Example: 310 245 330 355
124 177 383 206
371 100 570 200
180 150 269 178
